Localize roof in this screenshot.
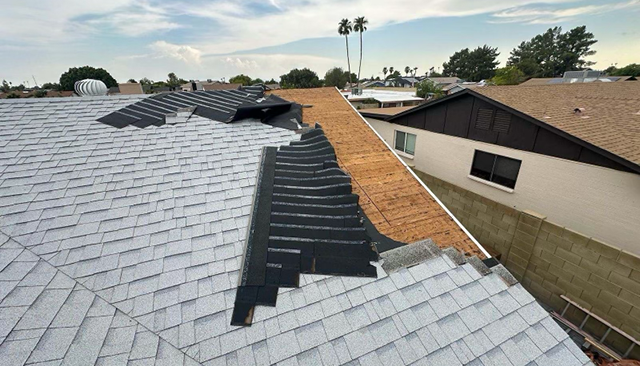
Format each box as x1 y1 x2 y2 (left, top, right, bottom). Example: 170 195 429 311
342 89 423 103
359 106 418 118
204 83 242 91
520 76 636 86
473 83 640 168
428 77 462 85
276 88 480 256
0 91 590 365
117 83 144 95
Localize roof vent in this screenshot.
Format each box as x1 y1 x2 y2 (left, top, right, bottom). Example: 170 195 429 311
574 107 585 115
74 79 108 96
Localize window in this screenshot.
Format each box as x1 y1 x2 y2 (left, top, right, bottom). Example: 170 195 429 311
395 130 416 155
470 150 521 189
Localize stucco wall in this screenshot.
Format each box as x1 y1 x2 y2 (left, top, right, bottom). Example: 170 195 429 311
366 117 640 255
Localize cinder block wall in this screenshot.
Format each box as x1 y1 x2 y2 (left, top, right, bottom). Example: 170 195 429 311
415 170 640 358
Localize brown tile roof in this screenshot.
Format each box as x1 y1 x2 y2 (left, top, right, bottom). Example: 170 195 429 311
474 82 640 167
273 87 483 257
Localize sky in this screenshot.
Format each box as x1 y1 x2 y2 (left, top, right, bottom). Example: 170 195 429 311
1 0 639 86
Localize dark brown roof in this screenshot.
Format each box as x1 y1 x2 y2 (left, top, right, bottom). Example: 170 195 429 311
474 83 640 167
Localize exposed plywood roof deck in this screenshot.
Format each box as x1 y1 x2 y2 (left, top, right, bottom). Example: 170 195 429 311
274 87 483 257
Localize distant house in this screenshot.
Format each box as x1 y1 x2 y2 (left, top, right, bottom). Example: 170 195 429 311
427 77 463 87
442 81 484 95
342 89 424 108
118 83 144 95
361 80 385 88
521 71 637 86
394 76 422 88
180 81 242 92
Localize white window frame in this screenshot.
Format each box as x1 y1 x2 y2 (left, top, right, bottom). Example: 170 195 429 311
394 130 416 158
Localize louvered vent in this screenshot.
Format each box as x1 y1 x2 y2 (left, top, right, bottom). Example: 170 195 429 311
475 108 493 130
493 110 511 134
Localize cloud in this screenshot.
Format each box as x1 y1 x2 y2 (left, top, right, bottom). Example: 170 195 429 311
167 0 575 54
85 11 182 37
490 0 640 24
149 41 202 64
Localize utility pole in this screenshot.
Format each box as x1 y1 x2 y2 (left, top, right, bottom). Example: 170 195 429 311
32 75 39 88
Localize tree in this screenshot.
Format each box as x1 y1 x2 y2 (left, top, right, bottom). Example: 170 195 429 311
1 80 9 93
606 63 640 77
166 73 182 90
507 26 597 78
324 67 352 88
404 66 411 76
139 78 153 85
387 67 395 80
491 66 525 85
442 45 500 82
382 67 388 80
229 74 253 86
59 66 117 91
33 90 48 98
41 82 61 91
265 78 278 84
353 16 368 89
416 79 444 99
280 68 322 89
338 19 354 89
127 78 137 83
413 67 418 76
252 78 264 85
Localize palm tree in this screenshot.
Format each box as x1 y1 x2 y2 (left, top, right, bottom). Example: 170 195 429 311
413 67 418 76
405 66 410 76
353 16 368 90
383 67 388 80
338 19 353 89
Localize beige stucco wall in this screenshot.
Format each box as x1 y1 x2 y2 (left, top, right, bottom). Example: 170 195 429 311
366 117 640 255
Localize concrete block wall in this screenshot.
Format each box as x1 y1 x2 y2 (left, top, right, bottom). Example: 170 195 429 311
415 170 640 358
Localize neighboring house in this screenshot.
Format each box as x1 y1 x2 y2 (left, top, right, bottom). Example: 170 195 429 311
521 71 637 86
0 87 591 365
395 77 422 88
181 81 243 92
428 77 463 87
342 89 424 108
442 82 483 95
361 80 386 88
361 82 640 257
118 82 144 95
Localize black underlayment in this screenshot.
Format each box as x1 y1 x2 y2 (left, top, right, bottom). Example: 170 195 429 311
97 86 302 130
232 124 385 326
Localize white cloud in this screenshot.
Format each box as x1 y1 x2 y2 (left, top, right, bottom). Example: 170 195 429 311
490 0 640 24
85 11 182 37
168 0 575 54
149 41 202 64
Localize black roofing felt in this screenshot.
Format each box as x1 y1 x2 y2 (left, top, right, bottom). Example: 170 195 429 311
232 124 386 326
97 87 301 130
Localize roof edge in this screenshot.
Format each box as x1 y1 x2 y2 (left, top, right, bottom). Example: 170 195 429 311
336 87 491 258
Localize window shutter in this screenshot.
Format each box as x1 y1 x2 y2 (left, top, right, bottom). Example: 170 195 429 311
493 110 511 134
475 108 493 130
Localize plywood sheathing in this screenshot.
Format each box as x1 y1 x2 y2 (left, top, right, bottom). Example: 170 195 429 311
273 87 483 257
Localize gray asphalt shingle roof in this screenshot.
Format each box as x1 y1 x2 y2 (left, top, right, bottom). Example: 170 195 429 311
0 96 592 365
